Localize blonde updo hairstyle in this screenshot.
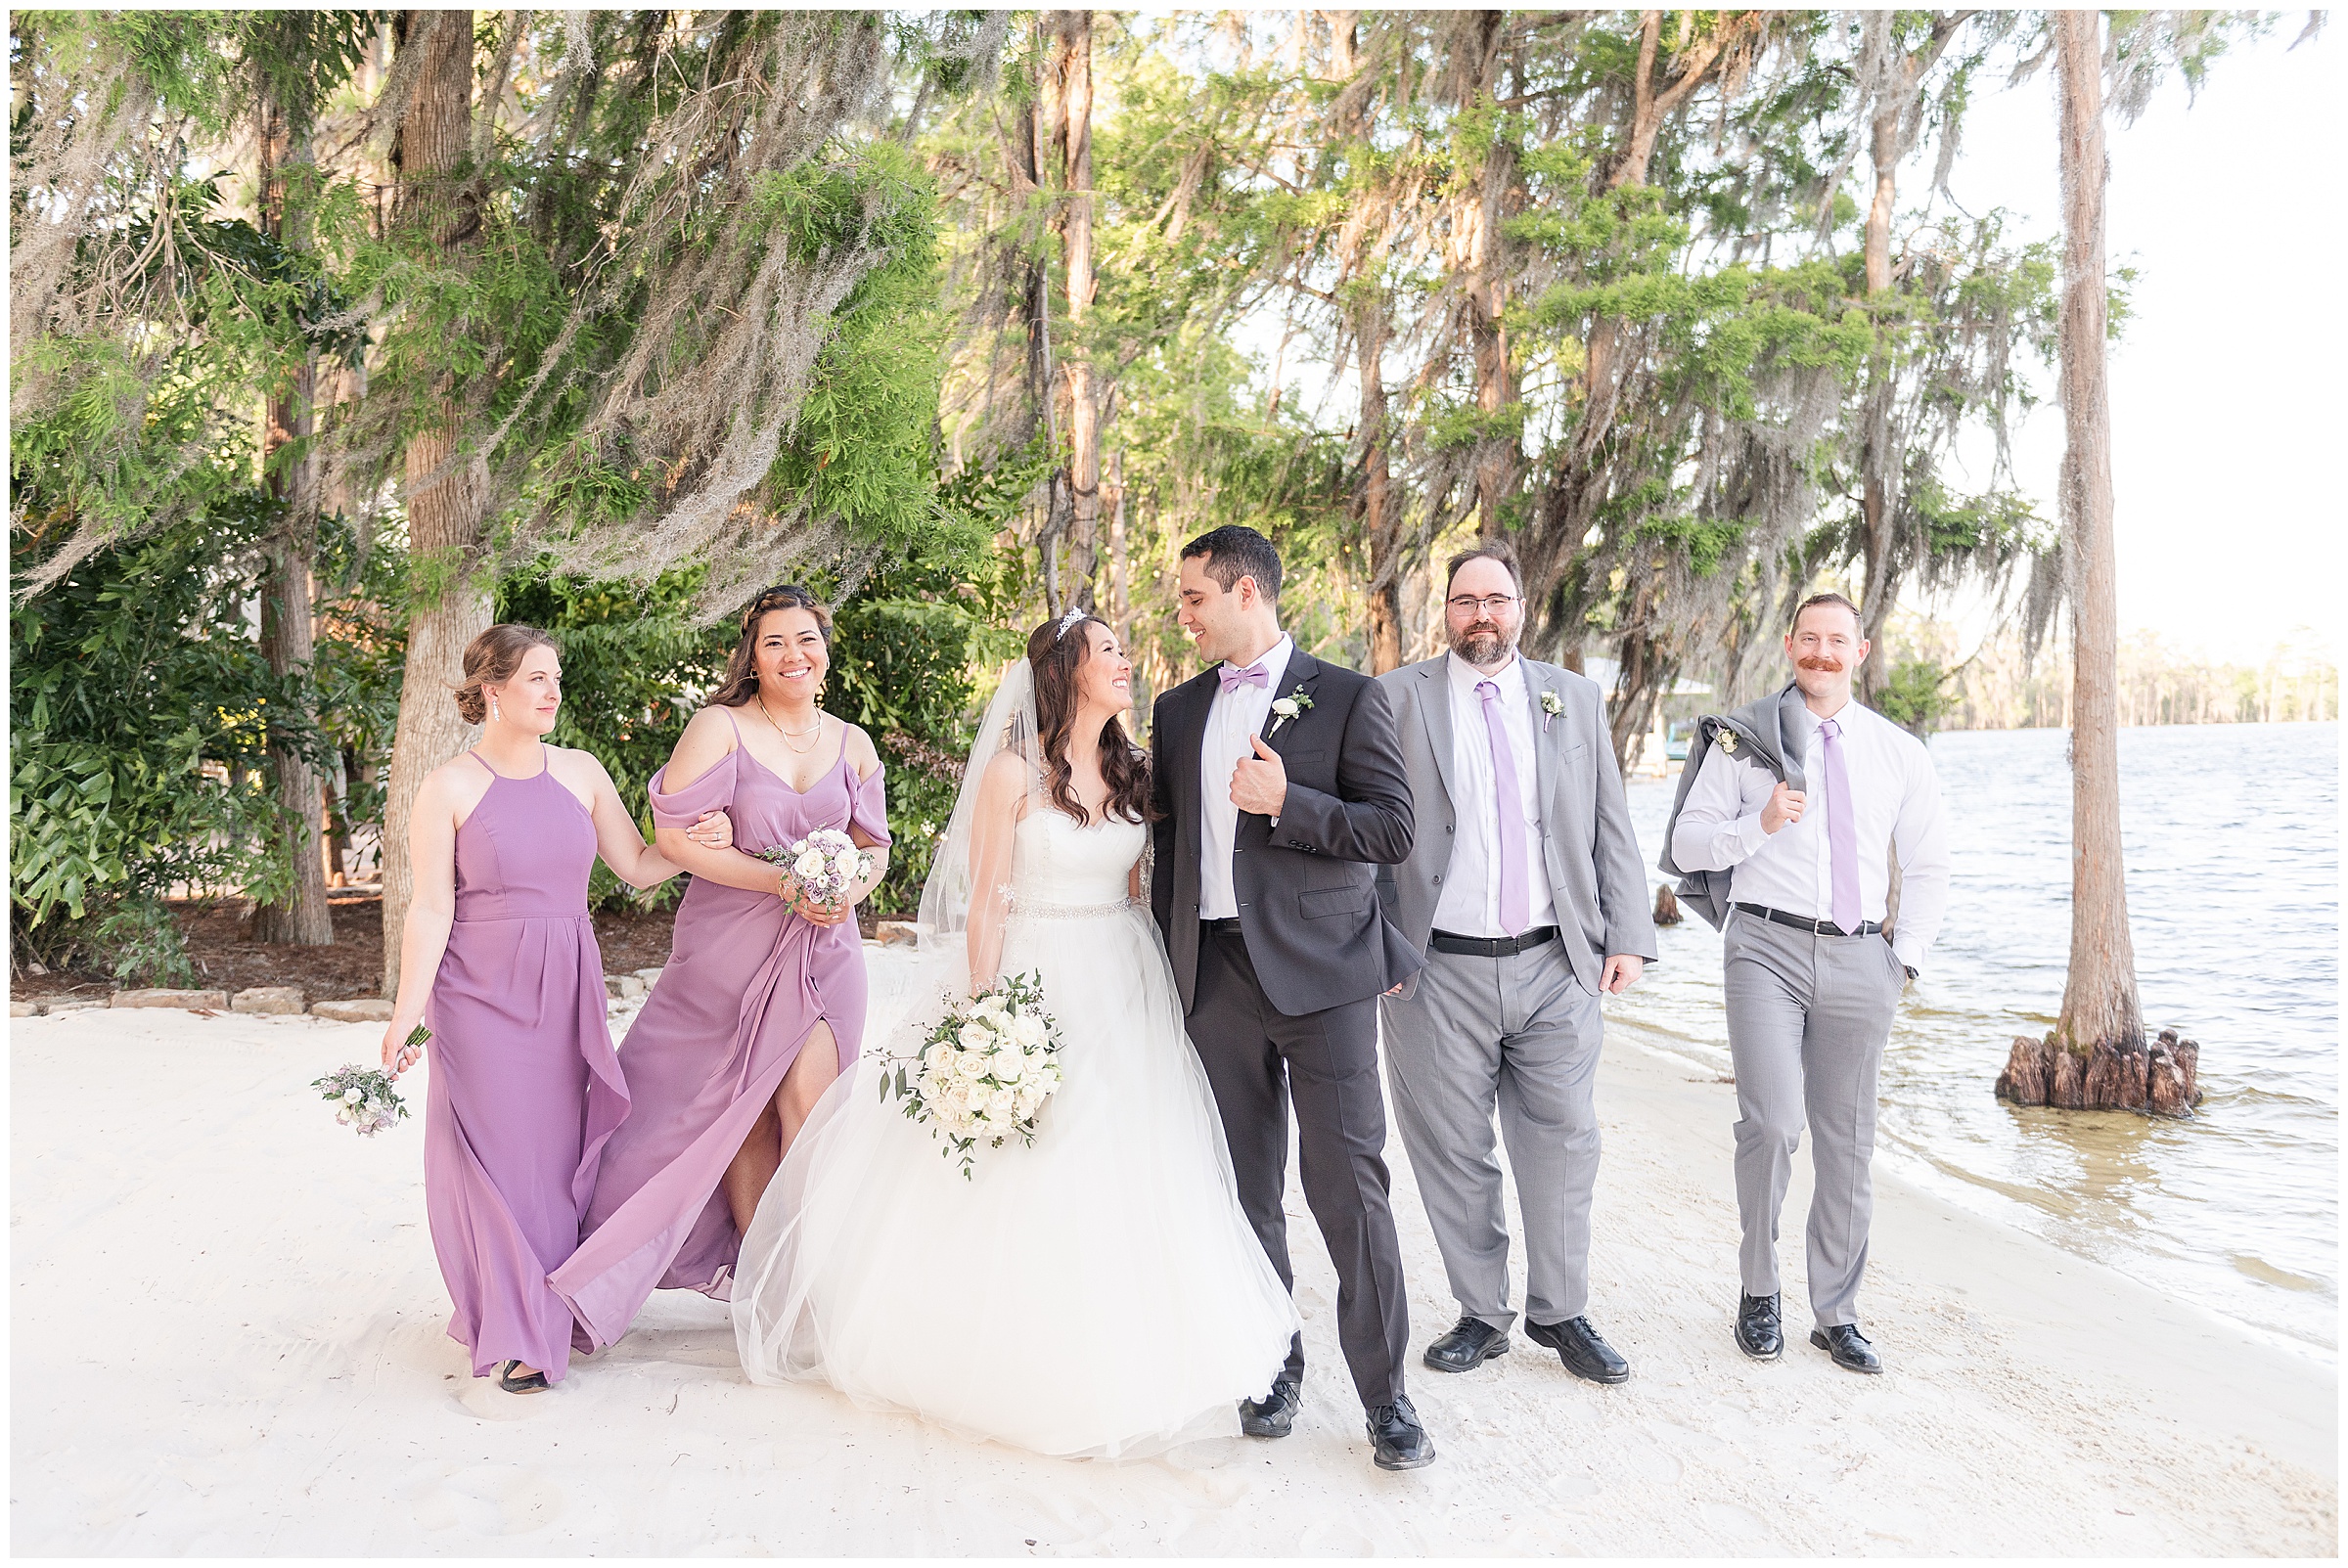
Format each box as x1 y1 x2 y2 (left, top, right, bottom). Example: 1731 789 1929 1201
452 623 561 725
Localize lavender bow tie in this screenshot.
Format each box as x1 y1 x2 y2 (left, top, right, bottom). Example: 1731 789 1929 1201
1219 662 1270 694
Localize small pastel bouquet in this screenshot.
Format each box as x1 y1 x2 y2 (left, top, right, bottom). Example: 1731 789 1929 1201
761 827 874 915
880 971 1064 1179
312 1025 425 1137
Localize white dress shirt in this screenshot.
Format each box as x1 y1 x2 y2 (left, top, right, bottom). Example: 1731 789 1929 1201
1432 651 1558 938
1669 696 1951 973
1197 634 1293 920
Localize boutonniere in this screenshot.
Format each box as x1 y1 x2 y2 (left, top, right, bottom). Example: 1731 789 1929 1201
1539 689 1562 732
1716 728 1739 756
1266 691 1312 737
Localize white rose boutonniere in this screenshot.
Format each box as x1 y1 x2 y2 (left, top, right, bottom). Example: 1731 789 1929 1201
1266 691 1313 738
1539 689 1562 732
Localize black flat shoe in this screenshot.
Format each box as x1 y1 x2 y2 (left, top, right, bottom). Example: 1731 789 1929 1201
1736 1292 1783 1361
1523 1316 1630 1384
1239 1376 1300 1439
1422 1316 1511 1374
1810 1323 1883 1375
1366 1395 1436 1471
497 1360 551 1394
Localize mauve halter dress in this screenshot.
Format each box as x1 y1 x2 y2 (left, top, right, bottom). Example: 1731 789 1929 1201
552 711 889 1349
423 749 629 1382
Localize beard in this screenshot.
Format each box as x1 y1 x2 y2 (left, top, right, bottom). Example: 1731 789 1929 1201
1450 620 1517 667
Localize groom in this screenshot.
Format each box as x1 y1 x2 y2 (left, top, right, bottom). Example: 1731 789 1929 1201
1150 525 1435 1472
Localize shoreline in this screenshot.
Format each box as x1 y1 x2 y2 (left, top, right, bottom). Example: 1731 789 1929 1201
10 990 2334 1553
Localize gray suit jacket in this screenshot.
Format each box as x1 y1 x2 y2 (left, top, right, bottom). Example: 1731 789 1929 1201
1375 655 1658 999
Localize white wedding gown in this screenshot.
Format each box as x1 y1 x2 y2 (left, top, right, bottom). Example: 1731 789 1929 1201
732 808 1298 1459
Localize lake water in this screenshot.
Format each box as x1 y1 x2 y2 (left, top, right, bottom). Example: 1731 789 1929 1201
1614 722 2338 1360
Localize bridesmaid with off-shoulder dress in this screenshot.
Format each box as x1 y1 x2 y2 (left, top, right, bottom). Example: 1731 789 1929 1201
551 585 890 1350
382 624 733 1393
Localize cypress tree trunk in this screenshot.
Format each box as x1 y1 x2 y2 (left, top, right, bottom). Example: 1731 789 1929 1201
1855 68 1902 698
1050 11 1102 610
251 67 333 946
1997 11 2170 1114
2052 9 2141 1061
1357 292 1403 674
381 10 491 1000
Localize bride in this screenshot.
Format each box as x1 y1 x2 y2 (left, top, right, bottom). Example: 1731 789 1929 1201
732 611 1296 1458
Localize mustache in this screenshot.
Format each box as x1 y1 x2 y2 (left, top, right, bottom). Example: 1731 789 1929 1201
1797 655 1845 673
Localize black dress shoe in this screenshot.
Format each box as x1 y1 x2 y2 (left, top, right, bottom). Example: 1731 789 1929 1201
1810 1323 1883 1374
1523 1316 1630 1384
496 1360 550 1394
1366 1395 1435 1471
1735 1292 1784 1361
1239 1376 1300 1438
1422 1316 1511 1374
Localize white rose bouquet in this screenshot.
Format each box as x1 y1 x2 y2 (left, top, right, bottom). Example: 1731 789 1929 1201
880 970 1064 1179
761 827 874 915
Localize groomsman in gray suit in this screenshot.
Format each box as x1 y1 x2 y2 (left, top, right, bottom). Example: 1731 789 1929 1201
1375 541 1657 1385
1663 592 1950 1374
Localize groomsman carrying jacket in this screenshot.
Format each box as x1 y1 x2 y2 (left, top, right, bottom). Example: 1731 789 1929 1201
1375 540 1658 1386
1660 591 1951 1373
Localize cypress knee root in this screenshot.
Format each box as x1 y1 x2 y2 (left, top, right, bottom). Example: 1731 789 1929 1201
1996 1027 2199 1118
1652 884 1683 926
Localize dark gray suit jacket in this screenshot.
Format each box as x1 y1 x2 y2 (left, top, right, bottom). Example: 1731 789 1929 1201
1151 647 1422 1017
1375 654 1658 999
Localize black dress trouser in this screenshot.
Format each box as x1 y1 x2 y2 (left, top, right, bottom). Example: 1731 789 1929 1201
1186 924 1410 1410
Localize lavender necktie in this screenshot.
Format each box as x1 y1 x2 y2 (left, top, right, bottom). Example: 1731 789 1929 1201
1820 717 1862 934
1475 680 1530 937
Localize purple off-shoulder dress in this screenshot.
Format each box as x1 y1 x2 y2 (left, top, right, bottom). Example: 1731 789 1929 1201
424 751 629 1383
551 718 889 1350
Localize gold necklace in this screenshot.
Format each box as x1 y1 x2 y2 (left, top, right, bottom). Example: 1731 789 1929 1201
756 693 826 753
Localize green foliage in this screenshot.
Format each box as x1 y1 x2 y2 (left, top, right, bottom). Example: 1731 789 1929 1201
827 542 1018 915
1875 658 1962 737
9 496 305 982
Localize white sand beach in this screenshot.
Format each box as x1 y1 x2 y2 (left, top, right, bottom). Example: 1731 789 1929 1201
10 965 2336 1556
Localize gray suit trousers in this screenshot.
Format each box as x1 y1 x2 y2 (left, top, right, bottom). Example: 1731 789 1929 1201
1721 910 1905 1328
1379 938 1603 1331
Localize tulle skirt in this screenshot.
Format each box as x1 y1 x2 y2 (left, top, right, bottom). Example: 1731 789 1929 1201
732 903 1298 1459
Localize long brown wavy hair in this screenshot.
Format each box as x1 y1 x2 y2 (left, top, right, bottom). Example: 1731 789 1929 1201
709 584 832 708
1026 614 1156 827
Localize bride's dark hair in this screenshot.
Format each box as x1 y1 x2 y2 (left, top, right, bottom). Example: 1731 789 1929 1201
1025 614 1156 827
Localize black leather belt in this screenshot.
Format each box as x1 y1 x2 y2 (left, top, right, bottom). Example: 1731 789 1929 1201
1732 902 1882 937
1202 917 1245 935
1428 926 1558 958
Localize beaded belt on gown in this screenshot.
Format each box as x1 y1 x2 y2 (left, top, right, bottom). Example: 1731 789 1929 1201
1008 894 1134 921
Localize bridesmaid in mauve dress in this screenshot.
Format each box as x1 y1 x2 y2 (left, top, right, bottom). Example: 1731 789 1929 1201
552 585 891 1352
382 625 733 1393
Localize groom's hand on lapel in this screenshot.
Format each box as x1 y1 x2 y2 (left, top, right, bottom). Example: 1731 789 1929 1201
1230 735 1288 818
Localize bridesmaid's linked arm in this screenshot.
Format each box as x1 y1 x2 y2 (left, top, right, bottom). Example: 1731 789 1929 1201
652 707 786 897
573 750 730 889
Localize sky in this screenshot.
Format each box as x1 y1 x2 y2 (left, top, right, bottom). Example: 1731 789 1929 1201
1928 21 2342 665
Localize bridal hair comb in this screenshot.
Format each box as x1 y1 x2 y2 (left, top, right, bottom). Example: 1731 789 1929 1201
1054 607 1089 640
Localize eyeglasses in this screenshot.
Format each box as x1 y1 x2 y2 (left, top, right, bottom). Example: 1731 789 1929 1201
1446 593 1520 615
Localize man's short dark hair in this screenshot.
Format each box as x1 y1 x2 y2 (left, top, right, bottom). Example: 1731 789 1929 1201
1790 591 1864 635
1444 539 1523 596
1180 525 1283 605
